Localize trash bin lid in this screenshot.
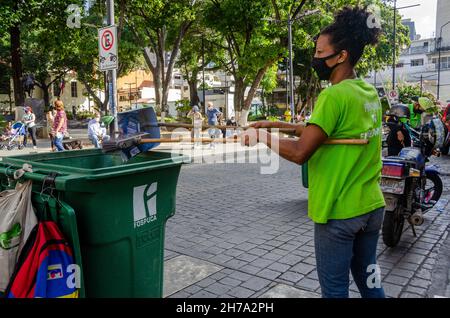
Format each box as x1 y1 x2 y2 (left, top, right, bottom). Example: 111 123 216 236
101 116 115 126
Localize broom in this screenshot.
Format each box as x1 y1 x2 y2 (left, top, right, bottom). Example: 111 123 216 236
102 132 369 161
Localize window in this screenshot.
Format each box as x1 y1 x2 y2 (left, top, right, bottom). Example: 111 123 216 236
174 85 181 89
396 62 404 68
410 59 424 67
423 42 428 47
433 57 450 69
174 75 182 80
442 57 449 69
432 58 437 64
184 86 189 91
71 81 78 97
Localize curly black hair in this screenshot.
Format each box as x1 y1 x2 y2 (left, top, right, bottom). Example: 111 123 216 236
320 6 381 66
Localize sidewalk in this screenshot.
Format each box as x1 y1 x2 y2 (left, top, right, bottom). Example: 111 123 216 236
162 155 450 298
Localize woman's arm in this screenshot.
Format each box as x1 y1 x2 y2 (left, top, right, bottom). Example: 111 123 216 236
56 115 65 133
241 124 327 165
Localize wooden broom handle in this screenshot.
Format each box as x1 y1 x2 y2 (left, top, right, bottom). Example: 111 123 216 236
139 137 369 145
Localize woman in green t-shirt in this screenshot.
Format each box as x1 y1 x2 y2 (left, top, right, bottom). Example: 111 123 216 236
243 6 385 298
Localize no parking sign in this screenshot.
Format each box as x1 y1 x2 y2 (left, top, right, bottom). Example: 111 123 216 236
388 89 399 104
98 26 118 71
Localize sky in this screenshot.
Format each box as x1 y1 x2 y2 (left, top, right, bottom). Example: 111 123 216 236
396 0 437 39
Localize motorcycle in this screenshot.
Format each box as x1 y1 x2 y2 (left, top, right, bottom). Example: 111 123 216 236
381 119 444 247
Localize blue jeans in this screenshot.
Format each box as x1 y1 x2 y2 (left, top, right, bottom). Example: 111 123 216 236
54 136 65 152
314 207 385 298
90 135 110 148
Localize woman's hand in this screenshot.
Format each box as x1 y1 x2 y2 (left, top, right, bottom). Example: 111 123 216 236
249 121 274 129
240 129 260 147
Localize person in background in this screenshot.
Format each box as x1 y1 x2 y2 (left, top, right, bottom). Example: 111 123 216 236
222 115 237 138
443 102 450 125
206 102 222 148
46 106 57 151
187 105 203 148
1 121 14 141
22 106 37 149
88 113 110 148
407 96 433 129
385 105 412 156
52 100 68 152
284 109 292 122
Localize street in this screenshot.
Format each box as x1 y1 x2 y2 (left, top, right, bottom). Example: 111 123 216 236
164 155 450 298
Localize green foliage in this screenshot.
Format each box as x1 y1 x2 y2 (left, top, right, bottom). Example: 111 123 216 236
198 82 212 90
0 114 7 129
248 114 266 121
398 83 422 104
175 99 191 113
76 110 98 120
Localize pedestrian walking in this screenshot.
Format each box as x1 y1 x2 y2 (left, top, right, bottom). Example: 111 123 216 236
52 100 68 152
22 106 37 149
206 102 222 149
187 105 203 148
243 6 385 298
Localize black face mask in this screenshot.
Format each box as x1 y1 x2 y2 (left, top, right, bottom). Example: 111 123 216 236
413 107 424 114
312 51 342 81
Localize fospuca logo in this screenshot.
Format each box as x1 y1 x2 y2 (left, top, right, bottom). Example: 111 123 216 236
133 183 158 228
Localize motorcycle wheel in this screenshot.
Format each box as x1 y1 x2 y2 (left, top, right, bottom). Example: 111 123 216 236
382 208 405 247
425 173 443 203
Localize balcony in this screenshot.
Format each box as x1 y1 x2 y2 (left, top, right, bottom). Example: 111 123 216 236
408 46 431 54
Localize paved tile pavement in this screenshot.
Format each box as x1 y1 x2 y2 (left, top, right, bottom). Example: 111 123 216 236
164 155 450 298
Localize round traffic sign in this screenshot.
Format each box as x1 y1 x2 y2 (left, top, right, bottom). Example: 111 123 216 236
101 30 114 51
389 90 397 98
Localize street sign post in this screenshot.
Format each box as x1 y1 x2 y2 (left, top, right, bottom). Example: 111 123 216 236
98 26 118 71
388 89 399 104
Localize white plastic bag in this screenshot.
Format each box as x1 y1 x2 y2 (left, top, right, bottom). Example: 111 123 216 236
0 180 38 292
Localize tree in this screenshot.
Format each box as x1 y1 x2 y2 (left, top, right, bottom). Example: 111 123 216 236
287 0 410 114
176 24 226 106
0 0 77 106
66 0 142 113
204 0 287 125
126 0 198 115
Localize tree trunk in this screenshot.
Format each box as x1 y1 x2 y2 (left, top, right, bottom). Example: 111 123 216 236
162 84 170 116
42 85 50 109
234 78 247 126
188 79 199 106
154 66 162 112
243 61 273 111
10 25 24 106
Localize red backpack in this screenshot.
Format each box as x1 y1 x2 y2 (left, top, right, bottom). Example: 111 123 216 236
5 220 79 298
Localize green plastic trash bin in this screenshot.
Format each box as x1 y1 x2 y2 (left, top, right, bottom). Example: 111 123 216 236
0 149 186 298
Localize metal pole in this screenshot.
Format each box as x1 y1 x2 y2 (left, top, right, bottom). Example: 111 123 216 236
129 84 132 107
392 0 397 91
285 58 288 110
202 35 206 109
288 18 295 123
225 74 228 118
106 0 118 137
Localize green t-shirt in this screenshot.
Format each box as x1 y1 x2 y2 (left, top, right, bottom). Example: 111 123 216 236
307 79 385 224
407 103 421 128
